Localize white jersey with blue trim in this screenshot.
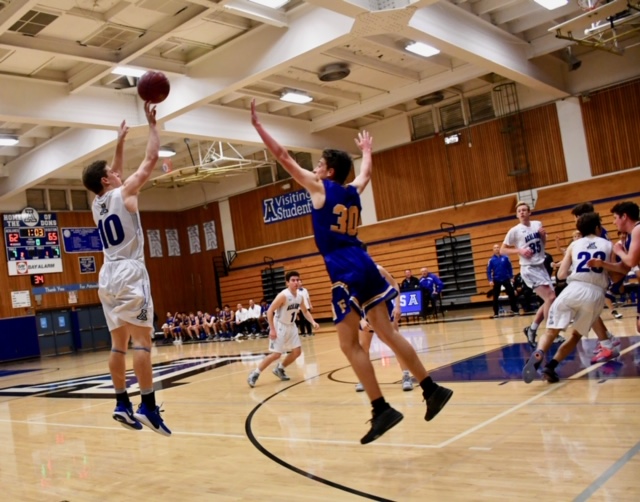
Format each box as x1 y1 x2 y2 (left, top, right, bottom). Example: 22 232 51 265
567 235 612 290
274 288 302 325
92 187 145 263
503 220 545 266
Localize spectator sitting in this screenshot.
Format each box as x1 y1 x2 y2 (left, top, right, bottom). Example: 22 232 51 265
246 299 262 337
234 303 249 339
400 269 420 291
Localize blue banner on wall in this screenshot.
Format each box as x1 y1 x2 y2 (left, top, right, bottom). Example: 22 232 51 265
395 290 422 316
32 282 99 295
62 227 103 253
263 189 312 224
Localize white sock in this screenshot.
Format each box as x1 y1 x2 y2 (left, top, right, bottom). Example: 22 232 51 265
254 368 261 374
601 340 613 349
530 322 539 331
402 370 410 377
606 331 614 340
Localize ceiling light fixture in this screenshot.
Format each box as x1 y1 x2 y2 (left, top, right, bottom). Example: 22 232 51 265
280 90 313 104
247 0 290 8
159 146 176 158
405 41 440 58
111 66 147 78
533 0 568 9
0 136 19 146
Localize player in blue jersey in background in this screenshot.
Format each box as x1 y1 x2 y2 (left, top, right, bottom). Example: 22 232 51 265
251 100 452 445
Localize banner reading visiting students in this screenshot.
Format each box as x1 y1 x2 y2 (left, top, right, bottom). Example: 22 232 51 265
262 189 312 224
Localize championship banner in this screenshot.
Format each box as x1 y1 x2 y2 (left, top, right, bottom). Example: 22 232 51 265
262 189 312 224
3 207 63 276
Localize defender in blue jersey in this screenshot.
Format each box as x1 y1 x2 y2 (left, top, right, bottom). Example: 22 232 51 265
251 99 452 445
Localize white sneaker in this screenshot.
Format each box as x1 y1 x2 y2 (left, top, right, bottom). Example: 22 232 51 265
247 371 259 388
401 374 414 391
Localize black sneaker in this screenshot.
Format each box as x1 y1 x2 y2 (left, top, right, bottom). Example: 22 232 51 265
360 407 404 445
424 386 453 422
542 366 560 383
523 326 537 348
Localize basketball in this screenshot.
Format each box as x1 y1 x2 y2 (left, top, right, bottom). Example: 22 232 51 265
137 71 170 104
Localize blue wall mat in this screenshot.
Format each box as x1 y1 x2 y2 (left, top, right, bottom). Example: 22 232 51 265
0 316 40 362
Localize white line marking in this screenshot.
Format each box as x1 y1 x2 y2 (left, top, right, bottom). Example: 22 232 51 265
436 340 640 448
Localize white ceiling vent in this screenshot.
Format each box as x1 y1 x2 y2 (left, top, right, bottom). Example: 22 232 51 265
9 9 59 36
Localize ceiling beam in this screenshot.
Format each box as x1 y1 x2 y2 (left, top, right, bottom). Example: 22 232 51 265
473 0 520 16
163 105 359 154
0 128 118 199
310 63 487 131
157 6 356 121
68 4 211 93
407 2 568 98
264 74 361 101
325 47 420 81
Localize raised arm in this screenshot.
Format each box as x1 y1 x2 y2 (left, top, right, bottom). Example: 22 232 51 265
122 102 159 204
250 99 322 195
349 131 373 194
110 120 130 178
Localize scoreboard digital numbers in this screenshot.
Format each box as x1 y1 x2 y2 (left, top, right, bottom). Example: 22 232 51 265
3 207 63 276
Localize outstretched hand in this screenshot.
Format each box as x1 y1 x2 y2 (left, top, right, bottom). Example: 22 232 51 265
354 130 372 153
250 98 260 128
117 120 129 141
144 101 157 127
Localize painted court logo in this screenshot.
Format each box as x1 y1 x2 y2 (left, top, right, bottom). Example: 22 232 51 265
0 356 265 399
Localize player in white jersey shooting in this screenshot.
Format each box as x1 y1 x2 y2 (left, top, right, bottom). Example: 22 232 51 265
82 102 170 436
501 201 556 347
523 212 613 384
247 271 318 388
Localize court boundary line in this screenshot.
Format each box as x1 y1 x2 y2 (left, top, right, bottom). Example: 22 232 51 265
436 340 640 448
572 440 640 502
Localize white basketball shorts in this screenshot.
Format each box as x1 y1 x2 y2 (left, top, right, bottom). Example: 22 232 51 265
546 281 604 335
268 322 301 354
521 264 553 290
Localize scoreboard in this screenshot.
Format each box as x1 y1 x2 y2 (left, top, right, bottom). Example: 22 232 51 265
3 207 63 276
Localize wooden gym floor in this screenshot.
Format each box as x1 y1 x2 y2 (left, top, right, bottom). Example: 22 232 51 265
0 306 639 501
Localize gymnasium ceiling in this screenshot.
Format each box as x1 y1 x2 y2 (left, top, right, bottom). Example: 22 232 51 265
0 0 638 202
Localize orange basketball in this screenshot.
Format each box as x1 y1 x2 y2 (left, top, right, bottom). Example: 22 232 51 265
137 71 170 104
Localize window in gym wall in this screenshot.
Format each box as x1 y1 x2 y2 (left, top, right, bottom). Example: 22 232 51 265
410 110 436 141
26 189 47 210
71 189 90 210
49 189 68 210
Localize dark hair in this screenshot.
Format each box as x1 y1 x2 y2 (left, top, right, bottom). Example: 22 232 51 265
571 202 594 217
611 201 639 221
322 149 353 185
576 212 601 237
285 270 300 282
82 160 108 195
